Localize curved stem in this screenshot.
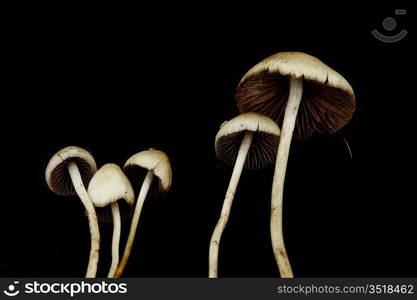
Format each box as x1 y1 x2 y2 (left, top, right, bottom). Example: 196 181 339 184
270 78 303 278
114 170 154 278
209 131 253 278
68 162 100 278
108 202 121 277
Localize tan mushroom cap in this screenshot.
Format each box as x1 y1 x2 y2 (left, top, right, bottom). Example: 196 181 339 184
124 149 172 195
215 112 281 169
236 52 355 140
87 163 134 208
45 146 97 196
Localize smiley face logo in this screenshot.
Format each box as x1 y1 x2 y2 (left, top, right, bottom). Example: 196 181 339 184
3 281 20 297
372 9 407 43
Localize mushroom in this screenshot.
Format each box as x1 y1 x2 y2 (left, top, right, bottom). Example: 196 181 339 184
209 112 281 278
45 146 100 278
236 52 355 277
87 163 134 278
114 148 172 277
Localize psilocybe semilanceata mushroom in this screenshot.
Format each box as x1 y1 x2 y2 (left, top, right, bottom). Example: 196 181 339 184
87 163 134 278
209 112 281 278
236 52 355 277
45 146 100 278
114 148 172 278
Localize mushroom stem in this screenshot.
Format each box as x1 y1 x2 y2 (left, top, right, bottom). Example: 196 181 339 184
270 77 303 278
209 131 254 278
114 170 154 278
67 162 100 278
108 202 121 277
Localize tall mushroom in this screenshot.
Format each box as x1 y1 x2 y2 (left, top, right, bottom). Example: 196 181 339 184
114 148 172 277
236 52 355 277
45 146 100 278
87 163 134 278
209 112 281 278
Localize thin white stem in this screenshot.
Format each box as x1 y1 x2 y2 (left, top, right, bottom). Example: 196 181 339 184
209 131 253 278
108 202 121 277
270 77 303 278
114 171 154 278
67 162 100 278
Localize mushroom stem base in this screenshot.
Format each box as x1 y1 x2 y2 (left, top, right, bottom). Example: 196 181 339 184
209 131 253 278
270 77 303 278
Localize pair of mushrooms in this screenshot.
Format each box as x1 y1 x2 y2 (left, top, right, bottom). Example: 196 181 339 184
210 52 355 277
45 146 172 277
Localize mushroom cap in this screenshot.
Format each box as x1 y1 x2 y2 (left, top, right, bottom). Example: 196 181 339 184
87 163 134 208
45 146 97 196
215 112 280 169
124 149 172 197
236 52 355 140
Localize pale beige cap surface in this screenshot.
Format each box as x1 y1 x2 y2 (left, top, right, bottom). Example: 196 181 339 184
215 112 280 169
45 146 97 196
124 149 172 196
87 163 134 208
236 52 355 140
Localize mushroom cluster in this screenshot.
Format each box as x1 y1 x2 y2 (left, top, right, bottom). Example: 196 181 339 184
44 52 354 278
209 52 354 278
45 146 172 278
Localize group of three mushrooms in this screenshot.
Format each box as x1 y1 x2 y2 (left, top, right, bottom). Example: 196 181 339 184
45 146 172 277
210 52 355 277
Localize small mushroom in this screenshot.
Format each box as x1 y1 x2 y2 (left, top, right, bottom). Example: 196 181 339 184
114 149 172 277
87 163 134 278
209 112 280 278
236 52 355 277
45 146 100 278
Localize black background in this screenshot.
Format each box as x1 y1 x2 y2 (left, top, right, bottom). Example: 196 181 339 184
1 4 415 278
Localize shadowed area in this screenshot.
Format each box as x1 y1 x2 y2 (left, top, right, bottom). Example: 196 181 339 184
50 158 95 195
216 131 279 169
236 73 355 140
